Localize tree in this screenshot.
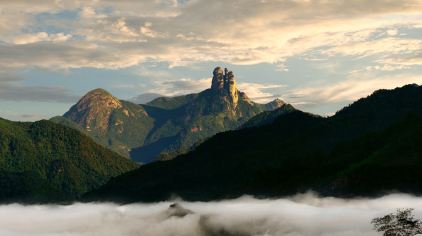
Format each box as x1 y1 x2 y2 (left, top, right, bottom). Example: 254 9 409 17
372 208 422 236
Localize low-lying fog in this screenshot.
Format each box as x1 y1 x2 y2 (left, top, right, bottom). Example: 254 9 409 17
1 193 422 236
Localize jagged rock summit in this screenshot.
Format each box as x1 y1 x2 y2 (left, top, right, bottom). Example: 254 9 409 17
211 67 239 108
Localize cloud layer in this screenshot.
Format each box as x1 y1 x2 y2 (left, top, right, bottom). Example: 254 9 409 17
1 194 422 236
0 0 420 69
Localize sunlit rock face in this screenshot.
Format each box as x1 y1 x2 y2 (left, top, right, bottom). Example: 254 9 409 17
64 88 123 132
226 70 239 108
211 67 239 110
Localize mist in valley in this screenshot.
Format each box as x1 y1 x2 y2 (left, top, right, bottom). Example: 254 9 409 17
1 193 422 236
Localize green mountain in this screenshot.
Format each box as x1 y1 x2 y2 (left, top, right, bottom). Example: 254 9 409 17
0 118 137 203
56 67 287 163
85 84 422 203
53 88 155 158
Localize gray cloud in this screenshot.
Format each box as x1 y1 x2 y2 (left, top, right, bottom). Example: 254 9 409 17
0 194 422 236
0 111 51 122
0 86 78 103
0 74 78 103
131 93 162 104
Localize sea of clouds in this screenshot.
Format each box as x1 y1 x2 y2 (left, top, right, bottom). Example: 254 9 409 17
0 193 422 236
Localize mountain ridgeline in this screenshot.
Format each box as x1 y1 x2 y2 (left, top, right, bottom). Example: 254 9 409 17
0 118 137 203
86 84 422 203
53 67 289 163
1 71 421 204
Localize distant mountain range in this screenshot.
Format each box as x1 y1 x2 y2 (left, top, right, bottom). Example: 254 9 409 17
130 93 162 104
85 84 422 203
0 118 137 203
53 67 287 163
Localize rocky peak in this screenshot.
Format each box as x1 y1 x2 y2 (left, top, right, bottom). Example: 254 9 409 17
265 98 286 111
78 88 122 108
211 67 224 91
64 88 123 132
211 67 239 108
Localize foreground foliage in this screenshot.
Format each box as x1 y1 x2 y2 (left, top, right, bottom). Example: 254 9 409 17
372 209 422 236
0 118 137 203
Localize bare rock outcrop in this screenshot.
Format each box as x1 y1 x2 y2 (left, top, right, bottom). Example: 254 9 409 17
211 67 239 109
64 88 122 132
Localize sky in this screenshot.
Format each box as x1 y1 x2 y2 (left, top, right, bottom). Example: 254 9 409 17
0 0 421 121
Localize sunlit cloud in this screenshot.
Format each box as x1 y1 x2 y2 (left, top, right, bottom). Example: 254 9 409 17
0 0 420 69
0 0 420 119
237 83 286 103
13 32 72 45
286 74 422 112
146 78 212 96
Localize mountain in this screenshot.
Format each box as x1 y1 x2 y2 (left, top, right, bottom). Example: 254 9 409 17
0 118 137 203
85 84 422 203
53 88 155 157
56 67 287 163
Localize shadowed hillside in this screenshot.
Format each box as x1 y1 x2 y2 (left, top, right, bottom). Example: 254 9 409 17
85 84 422 203
0 118 137 203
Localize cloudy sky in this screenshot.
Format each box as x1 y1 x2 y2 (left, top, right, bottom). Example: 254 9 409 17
0 0 421 121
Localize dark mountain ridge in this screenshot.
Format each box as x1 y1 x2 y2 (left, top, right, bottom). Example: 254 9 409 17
85 84 422 203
